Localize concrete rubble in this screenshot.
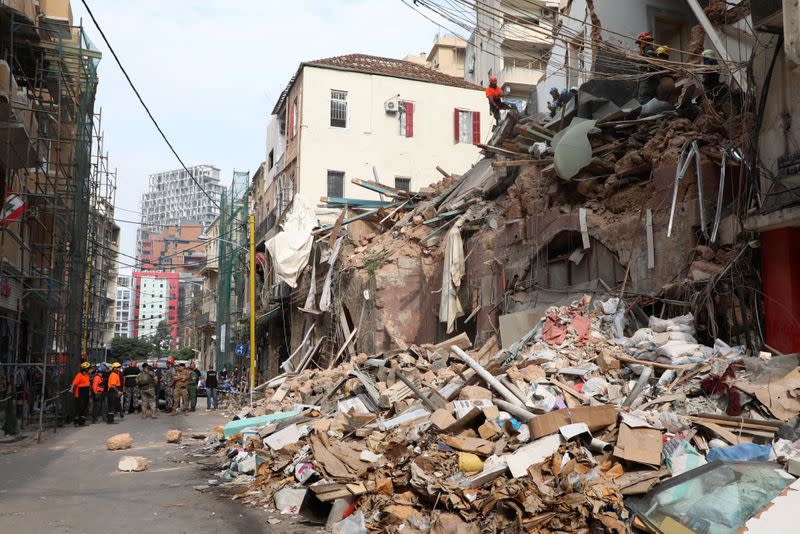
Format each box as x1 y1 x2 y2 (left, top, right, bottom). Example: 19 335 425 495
106 433 133 451
208 47 797 532
166 430 183 444
118 456 149 472
193 294 799 532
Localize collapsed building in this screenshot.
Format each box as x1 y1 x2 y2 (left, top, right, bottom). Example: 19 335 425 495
192 1 800 532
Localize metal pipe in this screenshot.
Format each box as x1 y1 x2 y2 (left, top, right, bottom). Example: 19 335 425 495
622 365 653 409
693 141 708 239
710 149 727 243
451 346 524 408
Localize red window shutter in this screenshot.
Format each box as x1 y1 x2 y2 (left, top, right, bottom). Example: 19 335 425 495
405 102 414 138
472 111 481 144
454 108 460 143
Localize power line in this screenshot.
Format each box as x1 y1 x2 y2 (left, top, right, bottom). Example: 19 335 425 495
79 0 223 214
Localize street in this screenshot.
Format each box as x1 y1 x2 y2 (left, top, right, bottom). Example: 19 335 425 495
0 411 279 534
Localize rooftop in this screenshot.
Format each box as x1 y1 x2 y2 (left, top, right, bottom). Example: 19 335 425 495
273 53 482 114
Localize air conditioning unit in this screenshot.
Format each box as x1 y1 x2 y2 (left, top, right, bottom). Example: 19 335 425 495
384 99 400 113
541 9 555 19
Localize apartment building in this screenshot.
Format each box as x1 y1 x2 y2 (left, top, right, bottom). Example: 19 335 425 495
465 0 559 106
261 53 488 229
137 224 206 275
404 35 467 78
114 275 133 338
132 272 179 347
140 164 223 227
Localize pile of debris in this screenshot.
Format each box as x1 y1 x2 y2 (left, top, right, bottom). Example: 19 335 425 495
197 296 800 533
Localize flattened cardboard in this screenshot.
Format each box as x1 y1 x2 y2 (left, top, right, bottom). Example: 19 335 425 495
529 405 617 439
613 423 662 466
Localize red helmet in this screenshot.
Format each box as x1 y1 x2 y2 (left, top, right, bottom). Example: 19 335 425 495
489 75 498 84
167 357 175 364
637 32 653 43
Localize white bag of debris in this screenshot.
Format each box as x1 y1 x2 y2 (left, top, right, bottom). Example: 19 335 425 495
264 196 317 288
649 313 694 333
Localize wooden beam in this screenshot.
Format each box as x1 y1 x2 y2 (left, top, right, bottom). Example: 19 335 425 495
491 159 553 167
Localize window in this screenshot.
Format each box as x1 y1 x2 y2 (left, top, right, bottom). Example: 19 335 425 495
399 101 414 138
330 90 347 128
327 171 344 198
395 177 411 192
267 149 274 171
454 109 481 144
289 97 298 139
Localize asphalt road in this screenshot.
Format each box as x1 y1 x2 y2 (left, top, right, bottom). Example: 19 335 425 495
0 409 284 534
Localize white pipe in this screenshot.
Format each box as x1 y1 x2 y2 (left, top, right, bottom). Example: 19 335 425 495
451 346 524 408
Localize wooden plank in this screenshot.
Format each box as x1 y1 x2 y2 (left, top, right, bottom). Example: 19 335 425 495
339 309 356 360
611 353 694 371
351 177 413 198
491 159 553 167
423 210 463 226
476 143 529 158
692 412 783 429
322 196 393 208
548 377 591 403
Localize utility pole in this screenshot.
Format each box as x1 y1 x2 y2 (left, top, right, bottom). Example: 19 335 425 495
248 213 257 402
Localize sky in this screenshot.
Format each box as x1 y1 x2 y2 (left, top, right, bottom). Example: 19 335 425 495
71 0 453 271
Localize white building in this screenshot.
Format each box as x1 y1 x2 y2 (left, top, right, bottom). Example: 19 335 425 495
465 0 559 105
264 53 490 226
114 275 133 338
139 164 223 227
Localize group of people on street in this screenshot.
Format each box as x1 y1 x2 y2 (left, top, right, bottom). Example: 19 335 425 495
69 358 221 426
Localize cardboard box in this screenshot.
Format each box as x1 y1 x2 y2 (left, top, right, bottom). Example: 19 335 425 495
528 405 617 439
613 423 662 466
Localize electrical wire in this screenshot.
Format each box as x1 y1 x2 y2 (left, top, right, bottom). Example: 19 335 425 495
79 0 224 214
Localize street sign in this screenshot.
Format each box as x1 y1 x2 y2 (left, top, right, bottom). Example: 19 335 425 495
235 344 247 357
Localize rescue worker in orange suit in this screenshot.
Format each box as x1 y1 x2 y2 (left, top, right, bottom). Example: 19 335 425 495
106 362 123 424
91 363 106 423
485 76 511 123
69 361 91 426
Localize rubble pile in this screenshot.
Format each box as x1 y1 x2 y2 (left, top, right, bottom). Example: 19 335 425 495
196 296 800 532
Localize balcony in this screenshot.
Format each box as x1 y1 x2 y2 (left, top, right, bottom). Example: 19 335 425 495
500 21 552 49
501 60 545 97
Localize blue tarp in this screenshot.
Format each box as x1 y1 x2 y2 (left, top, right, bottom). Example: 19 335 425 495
222 411 300 438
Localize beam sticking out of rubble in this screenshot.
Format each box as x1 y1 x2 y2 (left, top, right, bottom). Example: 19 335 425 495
451 346 525 408
685 0 748 92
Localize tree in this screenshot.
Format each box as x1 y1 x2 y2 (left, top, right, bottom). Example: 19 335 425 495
149 320 173 352
164 347 195 360
110 336 155 361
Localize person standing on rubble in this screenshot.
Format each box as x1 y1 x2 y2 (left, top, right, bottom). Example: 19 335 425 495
69 361 91 426
205 363 218 411
187 360 200 412
636 31 660 102
91 363 106 423
171 363 190 416
106 362 123 424
485 75 511 124
161 357 176 413
122 361 140 414
136 362 158 419
546 86 561 117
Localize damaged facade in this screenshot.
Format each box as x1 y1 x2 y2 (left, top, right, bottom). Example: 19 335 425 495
194 2 800 532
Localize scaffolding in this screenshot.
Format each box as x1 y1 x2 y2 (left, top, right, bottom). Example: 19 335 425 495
215 170 249 374
0 3 101 435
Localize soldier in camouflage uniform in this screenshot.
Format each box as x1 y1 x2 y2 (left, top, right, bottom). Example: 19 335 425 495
161 358 176 413
171 363 190 416
122 361 140 413
136 362 158 419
